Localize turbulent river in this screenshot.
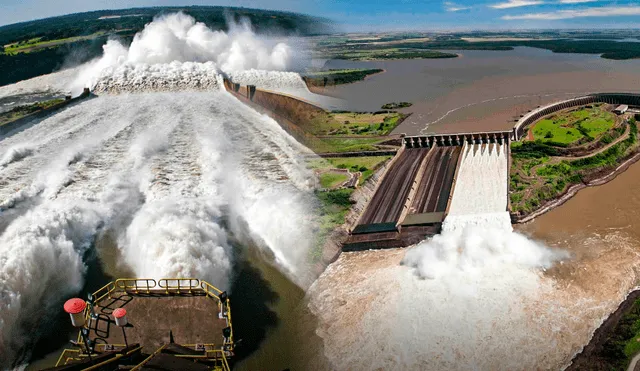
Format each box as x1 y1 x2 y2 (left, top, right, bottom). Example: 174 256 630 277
0 90 323 367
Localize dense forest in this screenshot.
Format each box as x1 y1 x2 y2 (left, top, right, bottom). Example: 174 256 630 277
0 6 330 87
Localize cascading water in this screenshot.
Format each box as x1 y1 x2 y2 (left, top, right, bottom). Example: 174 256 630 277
444 142 511 231
0 12 322 369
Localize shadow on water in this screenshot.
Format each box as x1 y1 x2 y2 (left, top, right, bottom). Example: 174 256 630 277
229 251 280 362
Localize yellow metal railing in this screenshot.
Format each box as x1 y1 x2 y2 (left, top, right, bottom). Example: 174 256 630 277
130 344 167 371
174 350 231 370
68 277 233 366
158 278 200 294
115 278 156 294
92 281 117 302
56 349 81 366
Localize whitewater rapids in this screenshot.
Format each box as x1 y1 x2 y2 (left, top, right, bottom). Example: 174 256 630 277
0 91 318 367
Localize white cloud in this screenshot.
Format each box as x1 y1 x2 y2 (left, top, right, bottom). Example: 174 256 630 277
444 1 472 11
490 0 545 9
503 5 640 20
558 0 598 3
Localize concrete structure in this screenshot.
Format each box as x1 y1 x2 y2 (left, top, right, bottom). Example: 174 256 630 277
403 131 511 148
513 93 640 141
614 104 629 115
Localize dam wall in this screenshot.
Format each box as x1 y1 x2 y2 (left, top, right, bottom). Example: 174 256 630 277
513 93 640 141
404 131 511 148
223 78 323 146
0 88 92 137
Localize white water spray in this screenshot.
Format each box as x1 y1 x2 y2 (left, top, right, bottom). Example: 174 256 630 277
72 12 299 94
0 91 317 367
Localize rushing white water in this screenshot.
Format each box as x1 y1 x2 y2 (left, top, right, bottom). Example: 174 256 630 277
0 91 317 368
227 69 309 92
444 143 511 231
72 12 297 95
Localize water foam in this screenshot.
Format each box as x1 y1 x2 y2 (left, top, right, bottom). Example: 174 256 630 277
0 144 34 167
227 69 309 92
73 13 297 95
0 91 317 368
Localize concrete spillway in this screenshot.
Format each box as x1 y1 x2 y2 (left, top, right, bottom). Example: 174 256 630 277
409 146 461 215
444 143 510 231
357 148 429 225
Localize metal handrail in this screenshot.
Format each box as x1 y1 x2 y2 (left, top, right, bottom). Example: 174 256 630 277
83 345 143 371
115 278 156 294
200 280 223 296
93 281 117 302
130 344 167 371
158 278 200 294
56 349 81 366
174 350 231 370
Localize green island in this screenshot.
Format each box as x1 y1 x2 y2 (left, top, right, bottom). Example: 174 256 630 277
0 98 66 126
381 102 412 110
303 68 383 87
321 47 458 61
509 105 637 216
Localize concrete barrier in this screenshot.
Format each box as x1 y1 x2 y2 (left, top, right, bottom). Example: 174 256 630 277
403 131 511 148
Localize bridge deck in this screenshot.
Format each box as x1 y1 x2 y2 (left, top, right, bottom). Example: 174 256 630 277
358 148 429 225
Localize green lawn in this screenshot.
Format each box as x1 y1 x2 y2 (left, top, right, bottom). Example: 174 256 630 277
532 118 582 144
309 137 385 153
531 104 616 144
327 156 392 184
311 189 354 262
3 32 110 54
309 156 392 186
308 112 404 136
319 172 349 188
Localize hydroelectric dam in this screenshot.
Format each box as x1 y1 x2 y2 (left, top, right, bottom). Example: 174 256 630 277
344 131 511 251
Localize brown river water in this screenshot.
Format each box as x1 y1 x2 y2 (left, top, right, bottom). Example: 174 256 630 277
304 161 640 370
27 48 640 370
321 47 640 135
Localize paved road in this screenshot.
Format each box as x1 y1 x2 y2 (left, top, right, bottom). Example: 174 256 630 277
359 148 429 225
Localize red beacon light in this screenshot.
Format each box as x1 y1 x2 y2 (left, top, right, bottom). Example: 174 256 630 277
64 298 87 327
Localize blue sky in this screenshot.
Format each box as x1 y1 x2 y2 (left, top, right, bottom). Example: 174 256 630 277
1 0 639 29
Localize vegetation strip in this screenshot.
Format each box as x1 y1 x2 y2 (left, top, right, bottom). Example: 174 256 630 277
303 69 384 86
0 98 66 126
510 110 638 221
